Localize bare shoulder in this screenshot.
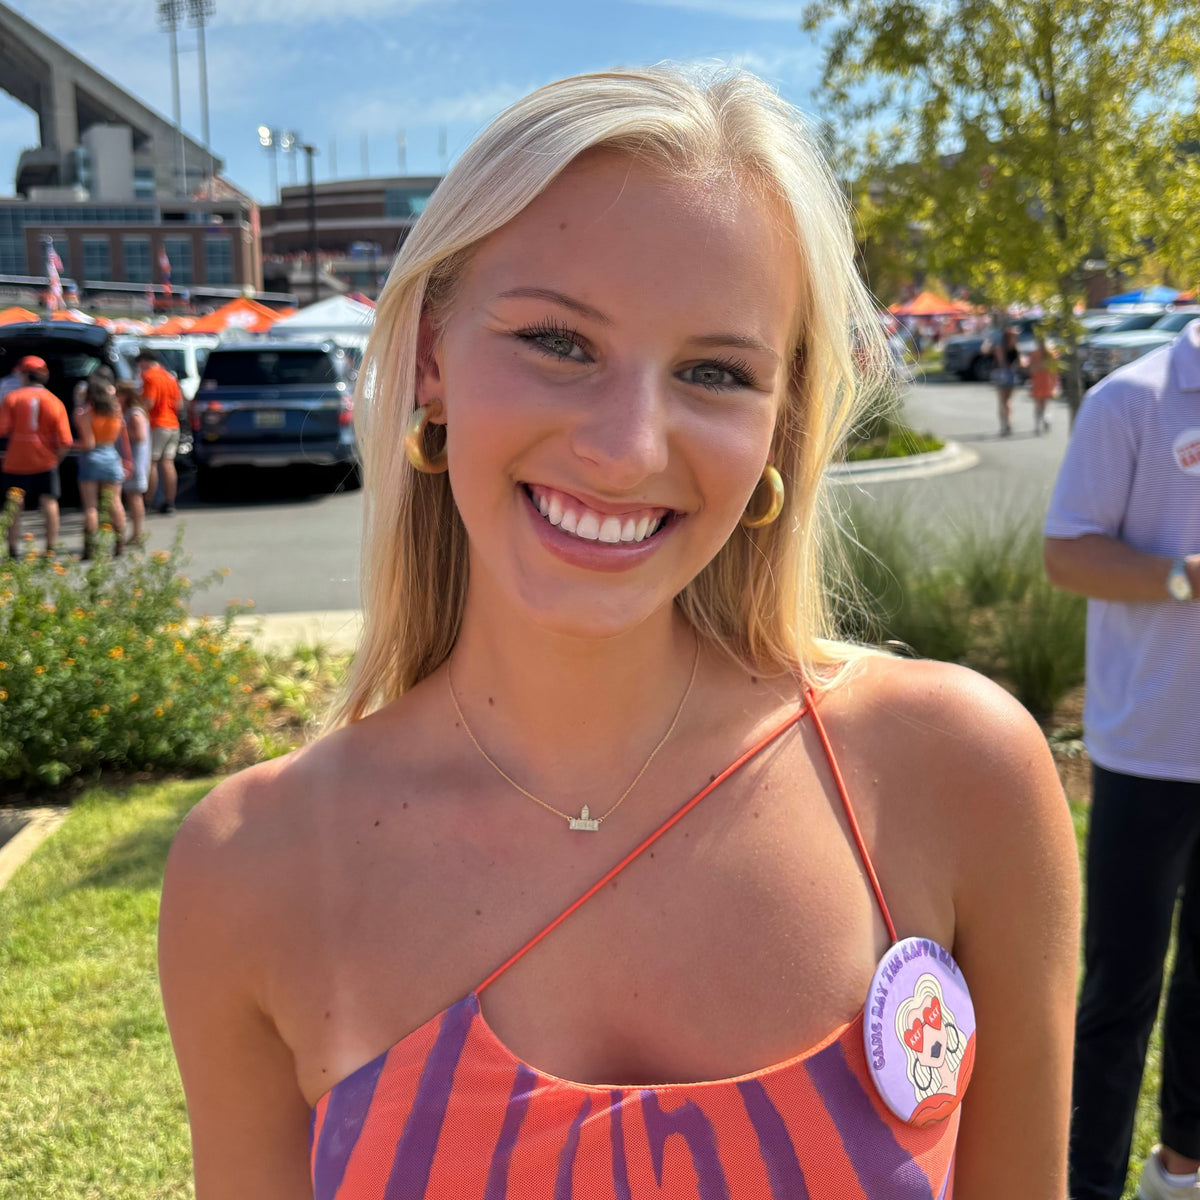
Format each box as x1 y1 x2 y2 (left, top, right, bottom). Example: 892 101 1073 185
816 654 1079 937
158 711 433 1197
162 706 417 937
821 653 1062 829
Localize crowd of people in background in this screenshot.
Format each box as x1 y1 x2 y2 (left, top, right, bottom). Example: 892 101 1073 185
0 349 183 559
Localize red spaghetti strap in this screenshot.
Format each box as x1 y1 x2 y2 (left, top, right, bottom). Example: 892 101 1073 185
804 688 899 944
475 703 809 995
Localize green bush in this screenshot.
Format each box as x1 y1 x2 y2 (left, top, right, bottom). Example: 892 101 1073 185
996 576 1087 718
953 516 1044 607
0 488 262 791
836 502 1087 716
845 419 945 461
833 504 974 663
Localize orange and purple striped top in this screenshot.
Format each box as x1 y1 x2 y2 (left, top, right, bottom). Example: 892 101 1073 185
309 701 969 1199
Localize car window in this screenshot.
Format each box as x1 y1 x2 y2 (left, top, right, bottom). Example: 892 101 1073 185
1152 312 1200 333
201 350 338 387
1107 314 1164 333
153 349 190 378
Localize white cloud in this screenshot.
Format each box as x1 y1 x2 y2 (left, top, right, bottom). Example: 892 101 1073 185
629 0 805 19
207 0 461 28
720 45 820 80
5 0 457 32
338 80 533 136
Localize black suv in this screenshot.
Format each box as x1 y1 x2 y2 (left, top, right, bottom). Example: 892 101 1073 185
189 339 361 499
0 320 132 502
942 318 1040 382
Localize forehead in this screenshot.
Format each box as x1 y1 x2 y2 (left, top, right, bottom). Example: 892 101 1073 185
458 151 803 344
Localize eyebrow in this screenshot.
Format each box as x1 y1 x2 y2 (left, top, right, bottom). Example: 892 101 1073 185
689 332 779 362
494 287 612 325
494 287 780 362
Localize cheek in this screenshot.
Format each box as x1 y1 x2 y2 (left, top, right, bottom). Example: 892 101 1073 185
441 346 540 476
689 402 779 513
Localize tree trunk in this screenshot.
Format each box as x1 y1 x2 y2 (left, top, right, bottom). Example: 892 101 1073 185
1062 344 1085 427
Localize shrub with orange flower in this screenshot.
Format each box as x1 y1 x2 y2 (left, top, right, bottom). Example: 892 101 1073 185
0 513 261 790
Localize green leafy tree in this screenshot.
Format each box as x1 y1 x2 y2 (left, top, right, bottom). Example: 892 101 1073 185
802 0 1200 409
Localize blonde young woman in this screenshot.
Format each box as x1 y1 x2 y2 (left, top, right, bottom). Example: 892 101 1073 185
159 68 1080 1199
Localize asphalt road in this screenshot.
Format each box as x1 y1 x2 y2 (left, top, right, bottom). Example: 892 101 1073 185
44 374 1070 616
846 371 1071 522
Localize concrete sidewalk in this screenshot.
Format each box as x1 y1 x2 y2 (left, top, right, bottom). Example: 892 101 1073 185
233 609 362 653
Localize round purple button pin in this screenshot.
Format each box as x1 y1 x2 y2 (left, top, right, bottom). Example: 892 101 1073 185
862 936 976 1127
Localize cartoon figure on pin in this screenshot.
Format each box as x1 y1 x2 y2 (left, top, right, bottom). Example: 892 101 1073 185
863 936 977 1127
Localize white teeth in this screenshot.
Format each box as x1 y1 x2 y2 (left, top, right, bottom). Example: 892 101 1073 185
598 516 623 543
530 487 669 544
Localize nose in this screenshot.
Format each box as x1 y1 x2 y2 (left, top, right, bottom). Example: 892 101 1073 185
567 367 670 489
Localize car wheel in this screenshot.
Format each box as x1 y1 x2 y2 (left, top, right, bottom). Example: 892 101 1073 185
330 462 362 493
971 355 992 382
194 465 225 502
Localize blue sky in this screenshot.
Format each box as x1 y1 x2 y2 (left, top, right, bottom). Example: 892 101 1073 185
1 0 823 205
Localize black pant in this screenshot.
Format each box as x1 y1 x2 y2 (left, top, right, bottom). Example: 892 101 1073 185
1069 765 1200 1200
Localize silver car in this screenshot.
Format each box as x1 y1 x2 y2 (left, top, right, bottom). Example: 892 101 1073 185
1083 309 1200 385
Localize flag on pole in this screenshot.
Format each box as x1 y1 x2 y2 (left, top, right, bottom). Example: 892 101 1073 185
44 237 63 312
158 244 173 296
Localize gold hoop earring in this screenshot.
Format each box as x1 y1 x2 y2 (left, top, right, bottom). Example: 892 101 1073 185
740 464 784 529
404 405 448 474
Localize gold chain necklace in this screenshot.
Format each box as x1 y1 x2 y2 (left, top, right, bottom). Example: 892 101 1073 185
446 637 700 832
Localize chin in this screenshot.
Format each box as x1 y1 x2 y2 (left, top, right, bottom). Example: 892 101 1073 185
508 573 675 642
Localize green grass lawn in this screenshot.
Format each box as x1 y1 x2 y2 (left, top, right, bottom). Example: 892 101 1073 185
0 784 1170 1197
0 780 210 1200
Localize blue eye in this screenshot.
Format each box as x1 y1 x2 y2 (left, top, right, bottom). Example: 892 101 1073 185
680 360 756 391
516 321 589 363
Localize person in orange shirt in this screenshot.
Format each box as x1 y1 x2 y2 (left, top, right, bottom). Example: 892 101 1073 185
1027 333 1060 435
137 350 183 514
0 356 73 555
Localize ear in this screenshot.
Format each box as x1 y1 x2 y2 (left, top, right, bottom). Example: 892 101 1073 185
415 312 446 425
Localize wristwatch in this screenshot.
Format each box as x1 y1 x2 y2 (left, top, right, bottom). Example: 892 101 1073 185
1166 558 1195 602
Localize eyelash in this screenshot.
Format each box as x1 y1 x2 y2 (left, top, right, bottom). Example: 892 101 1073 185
513 320 759 391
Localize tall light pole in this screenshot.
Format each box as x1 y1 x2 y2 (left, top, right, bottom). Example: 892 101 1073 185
257 125 279 202
300 142 319 304
281 130 298 185
157 0 188 195
188 0 215 197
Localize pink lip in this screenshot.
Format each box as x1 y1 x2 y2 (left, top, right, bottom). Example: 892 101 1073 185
520 486 676 572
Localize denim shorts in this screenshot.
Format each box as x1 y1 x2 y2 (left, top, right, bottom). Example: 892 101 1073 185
78 444 124 484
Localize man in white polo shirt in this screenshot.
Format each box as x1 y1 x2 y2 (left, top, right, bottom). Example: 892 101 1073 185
1045 317 1200 1200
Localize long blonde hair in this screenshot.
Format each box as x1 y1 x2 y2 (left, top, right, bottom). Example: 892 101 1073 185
334 65 894 726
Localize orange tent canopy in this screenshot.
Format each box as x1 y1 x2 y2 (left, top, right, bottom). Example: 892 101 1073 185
186 297 284 334
153 316 199 335
889 291 965 317
1178 289 1196 302
0 306 40 326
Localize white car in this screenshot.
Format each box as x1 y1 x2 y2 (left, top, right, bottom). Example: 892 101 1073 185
114 334 220 404
1083 309 1200 385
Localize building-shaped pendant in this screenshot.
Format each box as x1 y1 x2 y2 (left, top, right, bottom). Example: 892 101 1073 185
568 804 600 832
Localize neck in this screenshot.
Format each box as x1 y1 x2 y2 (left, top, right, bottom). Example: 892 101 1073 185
448 586 700 806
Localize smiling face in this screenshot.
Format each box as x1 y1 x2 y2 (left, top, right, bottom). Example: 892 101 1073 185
422 150 803 641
